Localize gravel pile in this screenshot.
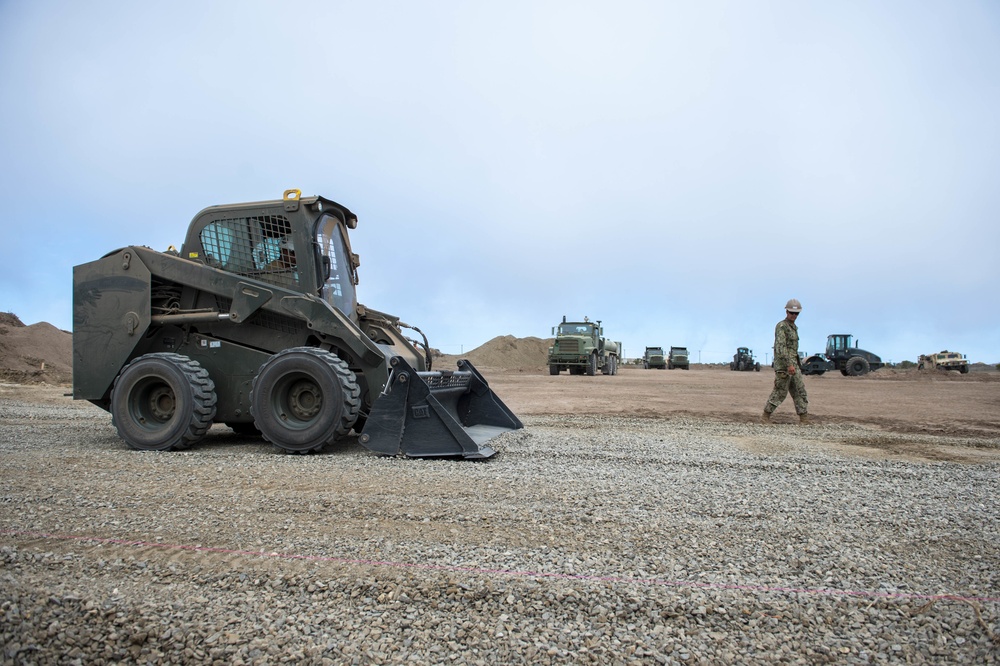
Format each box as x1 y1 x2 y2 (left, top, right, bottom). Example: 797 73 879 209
1 390 998 664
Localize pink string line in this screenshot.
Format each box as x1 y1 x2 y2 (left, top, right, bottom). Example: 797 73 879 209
3 528 997 604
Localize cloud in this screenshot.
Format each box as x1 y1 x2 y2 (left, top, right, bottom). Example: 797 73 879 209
1 1 998 362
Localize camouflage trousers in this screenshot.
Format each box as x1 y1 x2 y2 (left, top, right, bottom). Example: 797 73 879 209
765 370 808 415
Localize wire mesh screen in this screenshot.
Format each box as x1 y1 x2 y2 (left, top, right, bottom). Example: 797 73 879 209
200 215 301 290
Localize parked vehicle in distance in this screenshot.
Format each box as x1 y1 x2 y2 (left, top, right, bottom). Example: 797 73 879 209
800 354 831 375
801 334 883 376
668 346 689 370
547 316 621 376
643 346 666 370
730 347 760 371
918 350 969 374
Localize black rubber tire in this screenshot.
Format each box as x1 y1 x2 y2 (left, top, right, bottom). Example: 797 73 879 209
549 364 560 375
110 353 217 451
755 363 760 372
586 353 597 376
917 363 925 371
960 365 969 374
846 356 870 377
251 347 361 453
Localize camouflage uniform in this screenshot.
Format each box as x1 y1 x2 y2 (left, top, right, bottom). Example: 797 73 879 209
765 318 808 415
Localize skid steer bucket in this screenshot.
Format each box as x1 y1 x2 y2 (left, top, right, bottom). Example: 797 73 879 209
358 357 522 459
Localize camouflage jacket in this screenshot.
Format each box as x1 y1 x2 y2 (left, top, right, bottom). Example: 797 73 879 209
773 319 800 371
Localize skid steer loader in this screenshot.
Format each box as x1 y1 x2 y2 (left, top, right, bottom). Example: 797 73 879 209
72 189 521 458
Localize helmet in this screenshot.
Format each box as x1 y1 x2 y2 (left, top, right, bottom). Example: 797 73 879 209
785 298 802 313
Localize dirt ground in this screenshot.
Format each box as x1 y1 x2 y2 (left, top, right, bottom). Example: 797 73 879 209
11 360 998 464
456 363 1000 464
2 347 998 662
1 312 997 462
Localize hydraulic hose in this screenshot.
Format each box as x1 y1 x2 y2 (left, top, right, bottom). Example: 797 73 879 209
399 321 432 371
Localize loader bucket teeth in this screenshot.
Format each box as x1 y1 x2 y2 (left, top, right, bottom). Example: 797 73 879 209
359 358 522 459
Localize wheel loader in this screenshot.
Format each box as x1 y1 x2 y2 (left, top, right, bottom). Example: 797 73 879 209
72 189 521 458
801 334 883 376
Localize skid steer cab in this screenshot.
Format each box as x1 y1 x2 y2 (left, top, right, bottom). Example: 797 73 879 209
72 189 521 459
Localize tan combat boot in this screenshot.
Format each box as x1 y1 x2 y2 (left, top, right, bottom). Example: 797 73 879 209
799 413 810 425
761 410 772 425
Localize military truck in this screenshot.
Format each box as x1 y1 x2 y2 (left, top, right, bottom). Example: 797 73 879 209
918 350 969 374
72 189 522 459
730 347 760 371
643 346 666 369
801 334 883 376
547 316 621 376
667 346 689 370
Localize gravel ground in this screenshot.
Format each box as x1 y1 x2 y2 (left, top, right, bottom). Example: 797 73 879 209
1 387 998 664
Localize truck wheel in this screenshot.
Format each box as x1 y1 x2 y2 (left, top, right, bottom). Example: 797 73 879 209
586 353 597 376
251 348 361 453
549 364 560 375
111 353 217 451
755 363 760 372
960 365 969 374
846 356 870 376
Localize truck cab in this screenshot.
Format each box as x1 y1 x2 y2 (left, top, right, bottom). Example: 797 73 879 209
668 346 689 370
643 346 666 369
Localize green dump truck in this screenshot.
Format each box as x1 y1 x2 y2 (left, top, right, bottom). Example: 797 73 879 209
668 346 690 370
643 346 666 369
548 316 621 376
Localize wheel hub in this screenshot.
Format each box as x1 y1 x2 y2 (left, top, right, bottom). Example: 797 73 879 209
287 380 322 420
147 386 175 422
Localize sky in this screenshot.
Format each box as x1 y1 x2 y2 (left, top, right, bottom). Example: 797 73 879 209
1 1 998 364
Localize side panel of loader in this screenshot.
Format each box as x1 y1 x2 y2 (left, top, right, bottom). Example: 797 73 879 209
73 250 153 403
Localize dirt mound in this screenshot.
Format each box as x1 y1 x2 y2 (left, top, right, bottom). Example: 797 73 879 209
0 315 72 385
433 335 554 372
0 312 25 327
